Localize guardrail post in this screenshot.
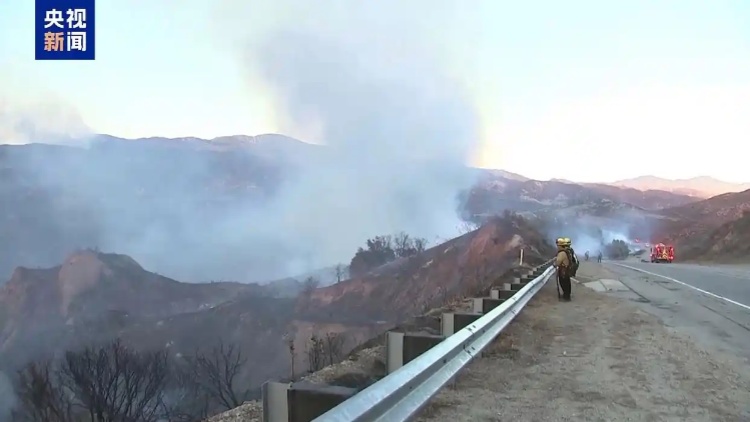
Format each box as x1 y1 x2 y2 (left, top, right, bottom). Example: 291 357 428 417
472 297 505 314
386 332 404 374
491 288 515 300
262 381 290 422
386 332 445 374
287 382 357 422
441 312 482 337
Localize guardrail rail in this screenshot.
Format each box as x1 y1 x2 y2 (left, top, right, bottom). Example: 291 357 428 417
262 260 555 422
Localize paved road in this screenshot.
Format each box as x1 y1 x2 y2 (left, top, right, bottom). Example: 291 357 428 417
592 258 750 365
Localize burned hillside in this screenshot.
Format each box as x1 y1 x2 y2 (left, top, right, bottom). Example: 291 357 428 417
296 214 554 322
675 210 750 261
0 213 553 419
654 189 750 254
0 250 254 370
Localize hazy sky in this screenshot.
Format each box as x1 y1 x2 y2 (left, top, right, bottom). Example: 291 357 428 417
1 0 749 183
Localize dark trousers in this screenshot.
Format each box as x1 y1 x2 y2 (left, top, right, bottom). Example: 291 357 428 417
558 273 572 299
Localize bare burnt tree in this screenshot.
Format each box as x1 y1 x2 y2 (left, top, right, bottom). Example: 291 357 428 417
393 232 413 257
458 221 479 234
57 338 170 422
11 361 73 422
286 338 297 381
393 232 428 258
333 264 346 284
182 341 250 412
322 332 345 367
413 237 428 254
162 361 211 422
306 335 325 373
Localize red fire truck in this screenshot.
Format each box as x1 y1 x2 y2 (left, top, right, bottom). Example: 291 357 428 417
650 243 674 263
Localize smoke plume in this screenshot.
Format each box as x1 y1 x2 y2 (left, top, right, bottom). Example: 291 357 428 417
0 3 480 282
241 26 479 273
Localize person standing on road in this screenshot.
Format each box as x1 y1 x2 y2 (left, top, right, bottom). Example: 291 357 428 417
597 250 603 263
553 237 573 301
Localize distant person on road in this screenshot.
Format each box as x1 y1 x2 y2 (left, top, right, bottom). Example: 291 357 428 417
597 251 603 263
553 237 573 301
585 251 589 261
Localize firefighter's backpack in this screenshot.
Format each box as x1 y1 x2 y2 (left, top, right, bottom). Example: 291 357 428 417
565 249 580 277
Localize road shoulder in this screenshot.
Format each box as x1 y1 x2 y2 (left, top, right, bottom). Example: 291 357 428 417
417 265 750 422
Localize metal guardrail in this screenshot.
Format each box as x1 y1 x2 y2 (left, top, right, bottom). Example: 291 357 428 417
312 264 555 422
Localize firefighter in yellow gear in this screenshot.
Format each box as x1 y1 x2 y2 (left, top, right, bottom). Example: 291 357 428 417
553 237 573 301
564 237 578 272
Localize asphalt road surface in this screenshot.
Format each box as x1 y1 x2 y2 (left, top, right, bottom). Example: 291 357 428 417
601 257 750 365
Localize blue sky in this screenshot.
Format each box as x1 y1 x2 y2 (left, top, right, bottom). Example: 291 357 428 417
1 0 749 183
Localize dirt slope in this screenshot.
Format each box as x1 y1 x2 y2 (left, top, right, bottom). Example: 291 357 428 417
676 211 750 261
662 189 750 225
655 190 750 257
296 215 554 322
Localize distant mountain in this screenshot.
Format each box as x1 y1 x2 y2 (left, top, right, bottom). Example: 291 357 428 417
611 176 750 198
476 168 530 182
663 188 750 225
463 173 697 218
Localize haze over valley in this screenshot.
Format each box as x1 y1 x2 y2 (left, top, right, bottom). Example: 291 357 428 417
2 1 750 420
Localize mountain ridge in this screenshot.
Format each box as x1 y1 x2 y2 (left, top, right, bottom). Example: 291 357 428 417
611 175 750 198
8 134 745 198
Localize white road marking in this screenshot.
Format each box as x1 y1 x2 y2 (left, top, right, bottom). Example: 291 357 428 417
612 263 750 312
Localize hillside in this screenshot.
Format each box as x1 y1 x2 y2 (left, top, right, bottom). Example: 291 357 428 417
582 183 697 210
612 175 750 198
679 210 750 261
662 189 750 225
464 174 695 218
0 215 552 415
0 138 294 283
297 214 553 321
654 189 750 256
0 250 256 368
0 135 702 285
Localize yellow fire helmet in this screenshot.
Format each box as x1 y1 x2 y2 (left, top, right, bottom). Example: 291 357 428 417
563 237 572 246
555 237 565 246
